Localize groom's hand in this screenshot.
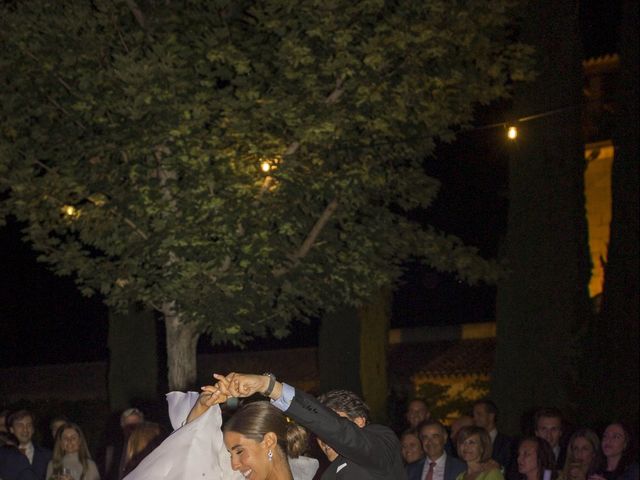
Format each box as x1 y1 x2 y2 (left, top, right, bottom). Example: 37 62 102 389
216 372 273 398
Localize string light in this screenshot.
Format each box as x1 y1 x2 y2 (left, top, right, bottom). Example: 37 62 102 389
61 205 79 218
260 160 272 173
250 104 582 159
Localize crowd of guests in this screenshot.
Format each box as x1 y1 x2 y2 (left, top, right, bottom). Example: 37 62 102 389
0 407 166 480
0 384 638 480
399 400 638 480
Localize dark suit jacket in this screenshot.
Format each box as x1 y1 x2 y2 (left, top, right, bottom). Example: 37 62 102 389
554 445 567 471
0 446 39 480
30 444 52 480
492 432 513 470
406 454 467 480
286 388 406 479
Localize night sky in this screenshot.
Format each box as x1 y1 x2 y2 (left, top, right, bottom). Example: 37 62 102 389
0 1 622 368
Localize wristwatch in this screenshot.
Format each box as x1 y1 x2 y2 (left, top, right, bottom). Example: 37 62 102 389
261 372 276 397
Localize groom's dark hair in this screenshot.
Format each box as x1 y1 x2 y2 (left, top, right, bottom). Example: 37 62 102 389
318 390 370 424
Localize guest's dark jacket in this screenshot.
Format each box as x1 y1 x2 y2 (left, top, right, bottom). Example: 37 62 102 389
30 444 52 480
0 446 39 480
406 454 467 480
285 388 406 479
492 432 513 470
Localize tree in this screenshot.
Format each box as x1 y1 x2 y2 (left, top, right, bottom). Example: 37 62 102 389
0 0 532 390
492 0 592 433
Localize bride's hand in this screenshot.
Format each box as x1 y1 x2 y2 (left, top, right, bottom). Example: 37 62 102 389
186 379 228 424
199 384 228 406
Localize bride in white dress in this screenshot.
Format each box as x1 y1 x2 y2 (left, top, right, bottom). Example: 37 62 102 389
123 389 318 480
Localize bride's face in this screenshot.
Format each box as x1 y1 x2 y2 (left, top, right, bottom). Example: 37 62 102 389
224 431 271 480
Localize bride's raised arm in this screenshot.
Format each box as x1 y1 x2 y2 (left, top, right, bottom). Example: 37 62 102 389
186 380 229 424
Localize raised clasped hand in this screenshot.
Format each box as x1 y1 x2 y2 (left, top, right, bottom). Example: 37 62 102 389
199 382 228 406
213 372 266 398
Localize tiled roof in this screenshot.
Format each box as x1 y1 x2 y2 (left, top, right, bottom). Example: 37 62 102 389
416 338 496 377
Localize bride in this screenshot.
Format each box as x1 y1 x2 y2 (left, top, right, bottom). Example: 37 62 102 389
123 387 317 480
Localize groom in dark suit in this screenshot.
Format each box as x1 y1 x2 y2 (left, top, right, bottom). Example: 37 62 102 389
212 372 407 479
407 420 466 480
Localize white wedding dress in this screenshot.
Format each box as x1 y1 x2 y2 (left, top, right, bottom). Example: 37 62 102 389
123 391 243 480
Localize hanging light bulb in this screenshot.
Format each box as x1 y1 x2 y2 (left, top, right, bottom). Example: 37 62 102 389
260 160 272 173
507 125 518 140
61 205 78 217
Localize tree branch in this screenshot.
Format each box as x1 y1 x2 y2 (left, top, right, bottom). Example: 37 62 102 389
277 75 344 159
325 74 346 105
291 197 339 261
273 197 339 277
22 49 80 97
45 95 86 131
124 0 146 30
110 14 131 53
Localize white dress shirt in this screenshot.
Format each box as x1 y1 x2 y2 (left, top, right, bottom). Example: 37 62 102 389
22 441 35 464
422 452 447 480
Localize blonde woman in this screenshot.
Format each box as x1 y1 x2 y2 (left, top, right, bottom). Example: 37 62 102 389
560 429 601 480
46 423 99 480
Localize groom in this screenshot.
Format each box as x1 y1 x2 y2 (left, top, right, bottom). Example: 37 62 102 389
209 372 407 480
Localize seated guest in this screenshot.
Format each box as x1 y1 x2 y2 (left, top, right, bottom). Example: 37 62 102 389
473 400 513 471
407 420 466 480
401 428 425 466
516 436 557 480
450 415 474 458
1 409 10 434
456 426 504 480
102 408 144 480
47 416 69 450
407 399 431 429
559 428 601 480
534 408 566 469
49 417 69 442
589 423 638 480
121 422 166 478
7 410 51 480
286 422 320 480
1 431 18 448
46 422 100 480
1 444 38 480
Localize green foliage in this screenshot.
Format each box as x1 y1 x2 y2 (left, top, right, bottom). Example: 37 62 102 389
417 379 489 422
0 1 532 343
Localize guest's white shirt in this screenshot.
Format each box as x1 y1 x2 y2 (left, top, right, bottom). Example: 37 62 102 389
421 452 447 480
21 442 34 464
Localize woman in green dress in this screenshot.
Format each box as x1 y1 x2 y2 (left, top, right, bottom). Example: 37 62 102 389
456 426 505 480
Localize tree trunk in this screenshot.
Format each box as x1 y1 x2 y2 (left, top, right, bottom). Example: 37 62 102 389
492 0 592 434
319 306 362 395
108 304 158 411
163 302 200 391
359 287 391 424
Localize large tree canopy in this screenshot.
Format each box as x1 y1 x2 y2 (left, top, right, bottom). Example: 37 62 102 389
0 0 532 388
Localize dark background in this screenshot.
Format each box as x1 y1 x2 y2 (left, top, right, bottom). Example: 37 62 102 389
0 0 621 367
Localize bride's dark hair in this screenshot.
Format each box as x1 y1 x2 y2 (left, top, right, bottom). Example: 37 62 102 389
223 401 289 455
